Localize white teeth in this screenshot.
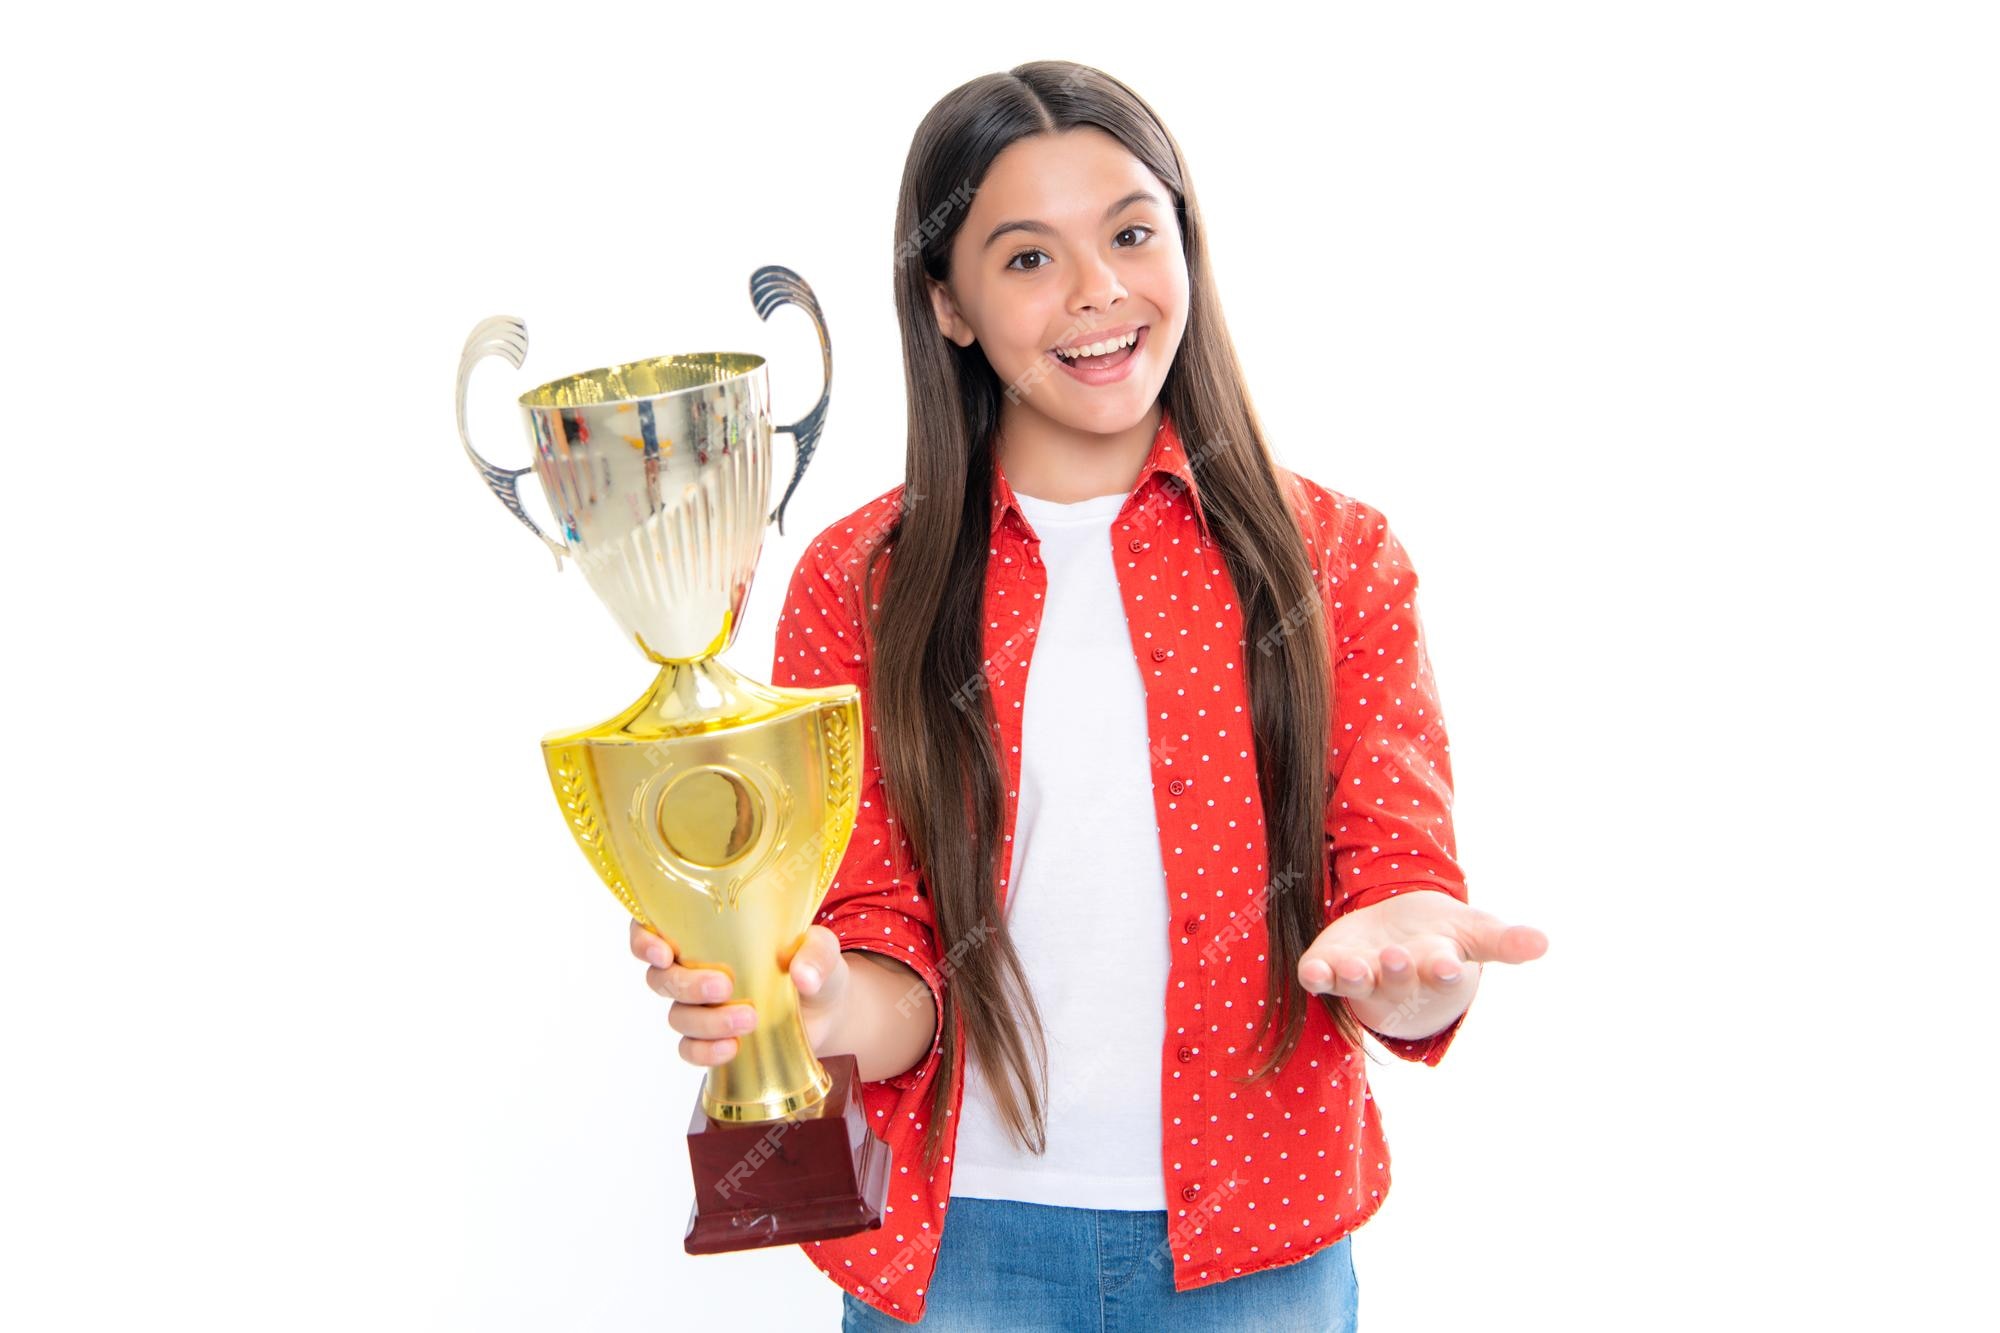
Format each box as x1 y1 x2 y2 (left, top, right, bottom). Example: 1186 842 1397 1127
1054 329 1139 359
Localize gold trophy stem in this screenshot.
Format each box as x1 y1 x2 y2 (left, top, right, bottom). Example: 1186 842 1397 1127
702 1001 837 1125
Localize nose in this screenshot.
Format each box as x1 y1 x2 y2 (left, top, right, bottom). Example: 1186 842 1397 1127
1068 248 1128 317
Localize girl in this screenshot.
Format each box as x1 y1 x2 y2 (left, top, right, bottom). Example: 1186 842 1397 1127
632 60 1548 1330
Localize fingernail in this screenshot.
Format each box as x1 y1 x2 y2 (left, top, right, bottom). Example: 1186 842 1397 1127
648 947 669 968
795 963 820 992
1437 969 1460 983
1385 957 1408 973
702 977 729 1001
731 1008 756 1033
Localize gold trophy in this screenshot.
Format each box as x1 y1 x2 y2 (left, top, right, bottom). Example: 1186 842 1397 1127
453 267 889 1253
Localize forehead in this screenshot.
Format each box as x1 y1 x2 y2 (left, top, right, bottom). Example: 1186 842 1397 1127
963 127 1163 233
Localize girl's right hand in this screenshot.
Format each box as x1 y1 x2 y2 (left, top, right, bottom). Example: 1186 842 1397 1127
629 918 851 1068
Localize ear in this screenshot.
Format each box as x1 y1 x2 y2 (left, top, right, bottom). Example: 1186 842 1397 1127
927 278 975 349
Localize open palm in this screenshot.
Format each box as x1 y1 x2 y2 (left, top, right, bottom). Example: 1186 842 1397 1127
1299 888 1548 1038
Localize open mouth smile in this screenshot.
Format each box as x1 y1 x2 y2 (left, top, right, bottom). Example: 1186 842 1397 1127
1046 325 1147 385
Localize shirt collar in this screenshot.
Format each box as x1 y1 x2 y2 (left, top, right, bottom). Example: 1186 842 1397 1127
988 406 1213 545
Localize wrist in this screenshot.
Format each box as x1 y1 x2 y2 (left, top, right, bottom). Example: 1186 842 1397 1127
820 947 936 1083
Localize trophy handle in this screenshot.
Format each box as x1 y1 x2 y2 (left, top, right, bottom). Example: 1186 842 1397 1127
748 266 832 537
456 315 570 572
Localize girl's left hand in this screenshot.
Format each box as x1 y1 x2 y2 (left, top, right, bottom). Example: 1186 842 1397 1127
1298 889 1548 1038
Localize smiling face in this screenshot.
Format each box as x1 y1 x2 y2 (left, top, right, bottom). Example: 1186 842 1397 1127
929 126 1189 440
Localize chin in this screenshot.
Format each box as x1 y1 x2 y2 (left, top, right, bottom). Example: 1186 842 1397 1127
1046 398 1156 435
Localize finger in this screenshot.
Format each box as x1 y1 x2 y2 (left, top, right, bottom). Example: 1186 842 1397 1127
1301 951 1376 999
678 1034 740 1067
1374 942 1423 1005
1417 942 1470 986
667 999 759 1042
630 919 673 967
647 962 736 1005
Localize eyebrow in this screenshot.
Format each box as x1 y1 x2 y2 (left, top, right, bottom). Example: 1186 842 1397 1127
983 189 1163 250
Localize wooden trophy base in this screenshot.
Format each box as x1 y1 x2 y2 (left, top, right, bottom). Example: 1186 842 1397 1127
683 1052 892 1254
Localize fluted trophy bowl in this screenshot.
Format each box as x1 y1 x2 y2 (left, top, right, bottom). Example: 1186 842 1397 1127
455 266 832 663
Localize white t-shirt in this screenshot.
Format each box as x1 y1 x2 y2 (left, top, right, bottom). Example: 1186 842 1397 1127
946 487 1173 1212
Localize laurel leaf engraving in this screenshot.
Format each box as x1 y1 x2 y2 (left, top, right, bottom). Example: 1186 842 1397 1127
819 705 857 887
553 751 651 928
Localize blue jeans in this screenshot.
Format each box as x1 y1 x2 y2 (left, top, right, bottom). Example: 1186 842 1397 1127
839 1196 1359 1331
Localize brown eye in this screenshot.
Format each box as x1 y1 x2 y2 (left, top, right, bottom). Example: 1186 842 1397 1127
1007 249 1050 272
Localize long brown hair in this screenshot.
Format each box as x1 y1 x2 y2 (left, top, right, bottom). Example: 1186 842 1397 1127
869 60 1369 1172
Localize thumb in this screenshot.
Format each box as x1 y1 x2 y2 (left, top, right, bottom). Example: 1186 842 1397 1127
1460 917 1552 967
788 924 849 1009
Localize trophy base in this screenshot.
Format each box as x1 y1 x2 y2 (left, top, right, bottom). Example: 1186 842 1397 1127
683 1053 893 1254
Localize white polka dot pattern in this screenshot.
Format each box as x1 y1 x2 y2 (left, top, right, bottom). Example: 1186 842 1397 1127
768 408 1472 1325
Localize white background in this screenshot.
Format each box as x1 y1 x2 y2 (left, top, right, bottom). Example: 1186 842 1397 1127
4 3 1993 1329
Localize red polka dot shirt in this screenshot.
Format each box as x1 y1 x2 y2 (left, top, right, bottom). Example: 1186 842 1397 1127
769 407 1472 1325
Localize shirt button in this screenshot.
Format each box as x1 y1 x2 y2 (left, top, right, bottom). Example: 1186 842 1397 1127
1168 778 1186 795
1177 1045 1195 1063
1128 538 1146 553
1151 647 1169 661
1181 1184 1200 1201
1183 917 1201 935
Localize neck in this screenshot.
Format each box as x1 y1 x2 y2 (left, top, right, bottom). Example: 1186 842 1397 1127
996 402 1163 502
596 655 794 738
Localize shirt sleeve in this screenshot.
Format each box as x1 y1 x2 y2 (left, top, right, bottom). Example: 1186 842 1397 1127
1321 497 1472 1067
769 532 946 1093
